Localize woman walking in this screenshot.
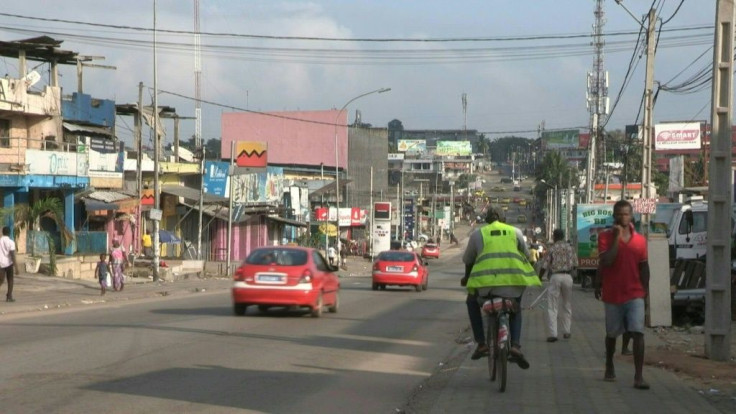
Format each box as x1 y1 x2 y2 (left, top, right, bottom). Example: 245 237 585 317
110 241 128 291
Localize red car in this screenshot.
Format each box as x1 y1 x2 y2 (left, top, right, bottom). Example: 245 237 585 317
421 242 440 259
372 250 429 292
232 246 340 317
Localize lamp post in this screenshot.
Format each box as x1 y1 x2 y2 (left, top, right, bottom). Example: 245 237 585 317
540 179 557 241
334 88 391 253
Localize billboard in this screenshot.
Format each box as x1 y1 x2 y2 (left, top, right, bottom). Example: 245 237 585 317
542 129 580 149
397 139 427 153
231 166 284 204
654 122 701 150
435 141 472 156
203 161 230 197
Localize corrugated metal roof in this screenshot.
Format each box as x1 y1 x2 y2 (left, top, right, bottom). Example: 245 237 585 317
87 190 135 203
161 185 229 204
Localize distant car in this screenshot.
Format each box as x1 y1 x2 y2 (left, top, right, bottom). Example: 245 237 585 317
513 185 521 192
502 205 509 211
232 246 340 317
519 200 527 207
372 250 429 292
491 186 505 192
500 177 513 184
513 197 523 203
421 242 440 259
517 215 527 223
501 197 511 204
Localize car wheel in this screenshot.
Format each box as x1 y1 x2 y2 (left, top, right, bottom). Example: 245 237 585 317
311 293 323 318
415 283 422 292
328 294 339 313
233 303 247 316
422 278 428 291
372 282 379 291
380 284 387 290
257 305 269 313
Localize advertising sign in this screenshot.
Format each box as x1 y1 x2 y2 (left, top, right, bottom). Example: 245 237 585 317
203 161 230 197
372 221 392 254
435 141 472 156
542 129 580 149
235 141 268 168
231 166 284 204
315 207 328 221
374 202 391 220
654 122 701 150
576 204 615 268
27 149 89 176
397 139 427 153
388 153 405 160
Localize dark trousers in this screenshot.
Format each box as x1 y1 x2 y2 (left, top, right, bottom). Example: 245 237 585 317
466 294 523 348
0 265 14 299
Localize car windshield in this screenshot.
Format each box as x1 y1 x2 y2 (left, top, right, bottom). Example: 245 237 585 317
245 249 308 266
425 243 437 248
378 251 416 262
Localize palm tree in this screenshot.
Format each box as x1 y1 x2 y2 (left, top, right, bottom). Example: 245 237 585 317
0 197 73 275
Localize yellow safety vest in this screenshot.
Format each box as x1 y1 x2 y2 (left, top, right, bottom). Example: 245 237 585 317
467 221 541 291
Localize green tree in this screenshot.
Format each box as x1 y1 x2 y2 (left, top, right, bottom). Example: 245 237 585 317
534 151 577 203
0 197 73 275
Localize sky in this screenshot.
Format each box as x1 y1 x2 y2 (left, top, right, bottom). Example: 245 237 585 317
0 0 720 148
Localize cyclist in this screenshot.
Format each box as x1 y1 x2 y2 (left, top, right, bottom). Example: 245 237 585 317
461 206 541 368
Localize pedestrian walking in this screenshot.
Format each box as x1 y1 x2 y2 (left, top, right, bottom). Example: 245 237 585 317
0 226 18 302
95 253 112 296
142 230 153 258
538 229 577 342
327 245 337 266
594 200 650 390
339 244 347 270
110 241 128 291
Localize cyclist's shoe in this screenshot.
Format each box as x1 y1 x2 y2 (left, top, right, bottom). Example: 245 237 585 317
471 344 490 360
509 347 530 369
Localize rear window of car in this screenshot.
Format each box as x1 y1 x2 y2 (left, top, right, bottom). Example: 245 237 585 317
378 251 416 262
424 243 437 249
245 249 308 266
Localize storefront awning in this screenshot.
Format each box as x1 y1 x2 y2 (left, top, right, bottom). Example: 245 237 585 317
266 216 308 228
83 198 119 211
63 122 113 136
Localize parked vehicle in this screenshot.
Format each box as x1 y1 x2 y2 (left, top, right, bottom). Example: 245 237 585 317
372 250 429 292
500 177 514 184
421 242 440 259
517 215 527 223
232 246 340 317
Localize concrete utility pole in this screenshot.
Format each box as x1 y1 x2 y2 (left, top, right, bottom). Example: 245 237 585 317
586 0 609 203
640 8 657 238
705 0 733 361
152 1 161 282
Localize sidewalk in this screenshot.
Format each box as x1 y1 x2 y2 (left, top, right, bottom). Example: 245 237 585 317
425 281 732 413
0 270 232 317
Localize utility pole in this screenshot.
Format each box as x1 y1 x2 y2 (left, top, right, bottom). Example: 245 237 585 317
586 0 609 203
136 82 143 255
152 1 161 282
705 0 733 361
640 8 656 238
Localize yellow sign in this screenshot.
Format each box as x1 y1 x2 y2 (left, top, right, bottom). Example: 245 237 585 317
318 223 337 237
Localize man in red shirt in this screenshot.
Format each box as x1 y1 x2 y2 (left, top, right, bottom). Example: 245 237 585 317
595 200 650 390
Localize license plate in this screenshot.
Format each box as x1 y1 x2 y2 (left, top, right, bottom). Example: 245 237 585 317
387 266 403 272
257 274 284 283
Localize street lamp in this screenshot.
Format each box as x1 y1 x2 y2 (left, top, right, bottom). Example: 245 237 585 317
334 87 391 252
540 179 558 240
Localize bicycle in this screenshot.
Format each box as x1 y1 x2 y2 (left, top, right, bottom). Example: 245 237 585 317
479 295 518 392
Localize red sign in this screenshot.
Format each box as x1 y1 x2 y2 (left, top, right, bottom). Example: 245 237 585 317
315 207 328 221
235 141 267 168
141 189 154 206
374 202 391 220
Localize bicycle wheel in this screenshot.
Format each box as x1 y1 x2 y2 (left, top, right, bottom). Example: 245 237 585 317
486 313 497 382
497 317 509 392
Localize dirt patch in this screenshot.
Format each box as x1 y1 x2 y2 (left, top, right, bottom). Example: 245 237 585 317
645 325 736 412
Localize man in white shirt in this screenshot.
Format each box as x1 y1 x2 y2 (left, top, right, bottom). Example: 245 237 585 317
0 226 17 302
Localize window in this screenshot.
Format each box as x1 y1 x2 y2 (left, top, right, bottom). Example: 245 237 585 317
678 211 707 234
313 252 329 271
246 248 308 266
0 119 9 148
